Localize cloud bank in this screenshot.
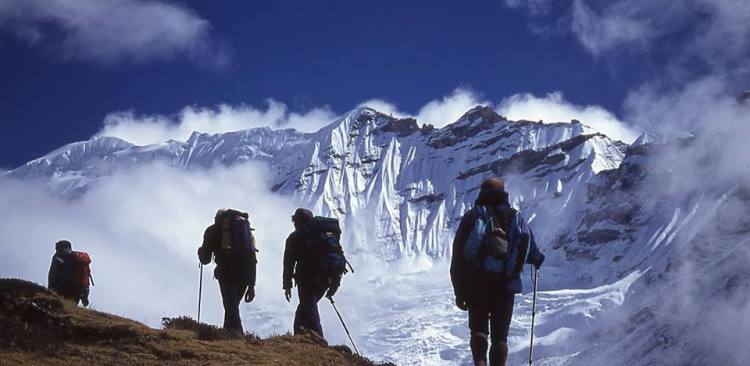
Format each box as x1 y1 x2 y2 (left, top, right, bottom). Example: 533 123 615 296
0 160 448 355
0 0 229 67
97 101 337 146
498 91 639 143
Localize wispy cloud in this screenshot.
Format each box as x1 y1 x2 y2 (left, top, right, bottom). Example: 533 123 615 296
360 88 488 128
0 0 229 67
498 91 639 143
97 100 337 145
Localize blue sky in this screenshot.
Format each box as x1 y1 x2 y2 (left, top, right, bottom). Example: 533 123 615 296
1 0 748 168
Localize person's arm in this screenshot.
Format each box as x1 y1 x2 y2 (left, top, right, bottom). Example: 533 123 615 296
48 255 59 290
245 237 258 303
523 219 545 268
198 226 216 265
282 233 296 290
450 210 474 305
249 233 257 287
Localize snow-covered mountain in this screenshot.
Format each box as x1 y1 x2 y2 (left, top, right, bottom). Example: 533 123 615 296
6 106 626 266
4 106 748 365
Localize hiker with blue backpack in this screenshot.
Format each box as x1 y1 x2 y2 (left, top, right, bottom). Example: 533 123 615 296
198 209 257 335
283 208 349 339
451 177 545 366
48 240 92 307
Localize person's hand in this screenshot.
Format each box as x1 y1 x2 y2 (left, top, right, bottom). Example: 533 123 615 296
284 288 292 302
455 297 468 311
244 288 255 303
534 253 546 269
325 284 339 299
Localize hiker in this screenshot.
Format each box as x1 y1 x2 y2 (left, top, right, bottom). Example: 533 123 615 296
283 208 347 338
198 209 257 335
47 240 92 307
450 177 545 366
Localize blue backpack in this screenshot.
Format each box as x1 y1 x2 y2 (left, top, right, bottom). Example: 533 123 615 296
305 217 349 279
464 205 528 278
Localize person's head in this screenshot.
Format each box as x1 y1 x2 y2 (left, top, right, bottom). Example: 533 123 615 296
215 208 228 219
480 177 505 192
476 177 509 206
55 240 72 252
291 208 313 230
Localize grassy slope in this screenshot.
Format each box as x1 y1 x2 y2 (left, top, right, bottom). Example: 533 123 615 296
0 279 386 365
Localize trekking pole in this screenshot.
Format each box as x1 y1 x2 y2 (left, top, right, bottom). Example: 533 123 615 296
197 263 204 323
328 297 361 356
528 268 539 366
345 259 355 274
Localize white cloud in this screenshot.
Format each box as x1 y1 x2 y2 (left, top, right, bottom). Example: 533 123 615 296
358 88 487 128
0 162 296 331
498 91 639 143
571 0 653 56
357 99 407 118
416 88 488 127
0 0 228 67
504 0 554 17
97 100 337 145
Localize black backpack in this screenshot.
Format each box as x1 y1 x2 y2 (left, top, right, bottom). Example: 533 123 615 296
304 217 349 280
216 209 257 265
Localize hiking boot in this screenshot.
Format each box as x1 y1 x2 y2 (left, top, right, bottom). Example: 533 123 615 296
489 341 508 366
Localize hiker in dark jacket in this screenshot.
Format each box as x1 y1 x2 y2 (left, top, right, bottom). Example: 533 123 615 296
451 177 545 366
283 208 338 338
48 240 90 306
198 209 257 335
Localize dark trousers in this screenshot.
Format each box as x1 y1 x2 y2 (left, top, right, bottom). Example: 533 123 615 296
294 284 327 338
58 287 89 307
468 291 515 365
218 279 248 334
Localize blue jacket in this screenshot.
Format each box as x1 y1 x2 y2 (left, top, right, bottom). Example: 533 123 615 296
451 204 544 297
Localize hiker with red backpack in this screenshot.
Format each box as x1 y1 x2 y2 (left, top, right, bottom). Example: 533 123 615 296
283 208 349 339
451 178 545 366
198 209 257 335
47 240 92 307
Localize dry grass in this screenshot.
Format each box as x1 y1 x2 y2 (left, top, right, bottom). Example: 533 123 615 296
0 278 392 366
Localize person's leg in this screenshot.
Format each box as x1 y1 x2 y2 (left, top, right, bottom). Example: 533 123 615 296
309 285 326 338
468 305 490 366
219 280 245 334
294 286 306 335
488 293 515 366
295 285 325 338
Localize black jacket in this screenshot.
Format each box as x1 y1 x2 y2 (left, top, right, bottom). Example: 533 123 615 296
48 248 73 294
198 223 257 287
283 228 330 290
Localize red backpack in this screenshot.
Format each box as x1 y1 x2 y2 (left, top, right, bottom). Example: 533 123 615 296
71 251 92 289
